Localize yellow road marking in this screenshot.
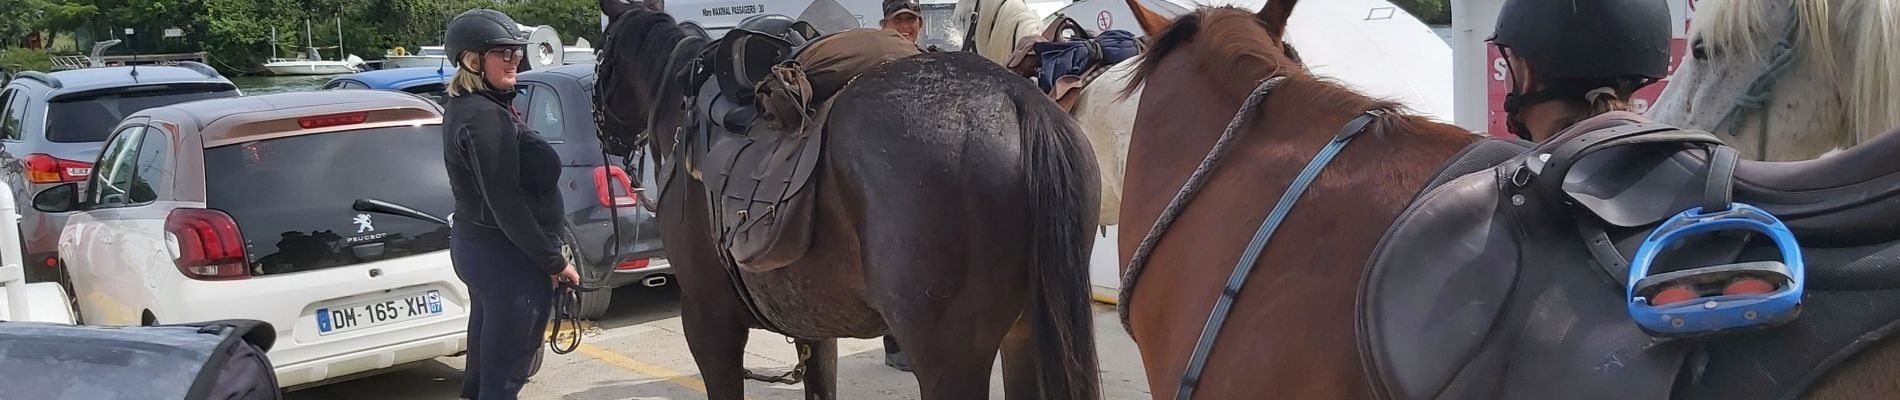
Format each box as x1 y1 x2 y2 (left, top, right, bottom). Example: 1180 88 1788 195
575 342 764 400
1092 292 1119 305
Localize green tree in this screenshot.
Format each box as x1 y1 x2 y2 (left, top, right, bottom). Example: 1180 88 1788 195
0 0 51 48
1391 0 1450 25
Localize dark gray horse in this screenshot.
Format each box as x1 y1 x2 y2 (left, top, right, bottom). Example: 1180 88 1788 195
592 2 1102 399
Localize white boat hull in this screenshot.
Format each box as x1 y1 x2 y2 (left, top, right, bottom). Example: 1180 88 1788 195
264 61 359 76
384 56 449 69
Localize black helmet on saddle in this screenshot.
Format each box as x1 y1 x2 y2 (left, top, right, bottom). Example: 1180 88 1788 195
1490 0 1673 80
715 14 824 102
444 9 533 71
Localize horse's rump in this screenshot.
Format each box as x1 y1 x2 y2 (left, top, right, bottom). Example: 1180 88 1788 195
1362 117 1900 399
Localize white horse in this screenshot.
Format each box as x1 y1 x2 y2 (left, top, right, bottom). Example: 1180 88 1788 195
955 0 1148 227
1648 0 1900 161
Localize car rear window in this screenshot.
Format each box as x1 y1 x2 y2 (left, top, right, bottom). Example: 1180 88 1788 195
204 125 452 276
47 84 237 143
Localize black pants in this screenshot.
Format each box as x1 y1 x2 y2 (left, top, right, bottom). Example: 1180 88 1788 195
451 224 553 400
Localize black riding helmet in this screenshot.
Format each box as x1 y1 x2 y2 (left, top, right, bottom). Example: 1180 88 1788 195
1491 0 1673 80
445 9 533 72
1490 0 1672 140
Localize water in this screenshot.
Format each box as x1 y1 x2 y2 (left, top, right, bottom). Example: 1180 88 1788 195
231 75 333 95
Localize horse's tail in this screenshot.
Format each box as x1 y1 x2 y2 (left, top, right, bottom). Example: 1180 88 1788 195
1015 93 1103 400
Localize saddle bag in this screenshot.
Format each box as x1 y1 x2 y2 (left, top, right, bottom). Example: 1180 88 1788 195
0 319 280 400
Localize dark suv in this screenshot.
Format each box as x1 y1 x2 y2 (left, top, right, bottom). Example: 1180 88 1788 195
0 62 241 283
513 63 668 318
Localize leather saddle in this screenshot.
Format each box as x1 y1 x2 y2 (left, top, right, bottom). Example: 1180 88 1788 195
683 26 922 272
1003 15 1141 112
1360 113 1900 400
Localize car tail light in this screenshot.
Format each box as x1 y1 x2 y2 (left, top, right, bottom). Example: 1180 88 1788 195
593 165 639 208
297 112 369 129
165 208 250 280
615 258 650 271
23 154 92 184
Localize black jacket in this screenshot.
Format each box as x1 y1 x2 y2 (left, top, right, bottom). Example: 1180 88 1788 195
443 87 566 274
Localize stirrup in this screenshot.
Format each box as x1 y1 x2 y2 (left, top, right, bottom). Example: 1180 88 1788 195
1626 203 1805 338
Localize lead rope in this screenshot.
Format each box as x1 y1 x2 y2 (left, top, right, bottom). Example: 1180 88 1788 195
1118 76 1286 336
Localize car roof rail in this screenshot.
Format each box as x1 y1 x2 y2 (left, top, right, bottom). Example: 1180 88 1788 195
174 61 223 79
16 71 61 89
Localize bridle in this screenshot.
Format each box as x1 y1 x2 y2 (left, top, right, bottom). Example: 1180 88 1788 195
961 0 1009 54
1710 1 1805 160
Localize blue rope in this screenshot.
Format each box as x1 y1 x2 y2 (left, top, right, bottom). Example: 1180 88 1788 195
1713 2 1802 159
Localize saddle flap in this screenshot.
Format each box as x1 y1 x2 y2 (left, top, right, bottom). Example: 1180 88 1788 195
701 103 831 273
1532 115 1730 227
1361 169 1522 400
1562 144 1706 227
1365 138 1692 399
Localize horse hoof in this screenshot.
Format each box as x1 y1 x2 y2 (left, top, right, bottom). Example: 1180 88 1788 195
1651 285 1699 306
1723 278 1777 296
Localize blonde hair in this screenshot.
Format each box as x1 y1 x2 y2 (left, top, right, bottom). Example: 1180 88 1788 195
447 51 489 97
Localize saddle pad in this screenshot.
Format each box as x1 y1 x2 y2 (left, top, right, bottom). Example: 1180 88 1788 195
787 28 922 108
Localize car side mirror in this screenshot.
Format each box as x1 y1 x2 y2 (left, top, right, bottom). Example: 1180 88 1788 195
33 183 79 213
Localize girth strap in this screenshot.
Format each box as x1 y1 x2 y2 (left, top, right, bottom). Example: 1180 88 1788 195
1174 110 1383 400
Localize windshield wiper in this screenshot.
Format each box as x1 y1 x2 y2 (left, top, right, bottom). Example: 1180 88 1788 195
353 198 449 227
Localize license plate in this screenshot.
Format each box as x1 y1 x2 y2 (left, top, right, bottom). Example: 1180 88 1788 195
315 290 444 335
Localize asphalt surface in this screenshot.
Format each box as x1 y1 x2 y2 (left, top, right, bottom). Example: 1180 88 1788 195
285 284 1154 399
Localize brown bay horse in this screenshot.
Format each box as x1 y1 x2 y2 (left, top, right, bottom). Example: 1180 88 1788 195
1114 1 1900 399
593 2 1101 399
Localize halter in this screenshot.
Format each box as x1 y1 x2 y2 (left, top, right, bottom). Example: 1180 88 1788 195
1711 1 1805 160
1117 75 1386 400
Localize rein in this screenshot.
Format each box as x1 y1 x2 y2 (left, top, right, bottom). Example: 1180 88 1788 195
1116 75 1386 400
548 282 601 354
1711 1 1803 160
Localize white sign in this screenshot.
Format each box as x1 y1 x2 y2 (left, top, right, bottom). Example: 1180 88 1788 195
164 28 184 38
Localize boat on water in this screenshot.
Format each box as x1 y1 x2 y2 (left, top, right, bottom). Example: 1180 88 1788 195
264 53 366 75
385 30 594 70
384 46 449 69
264 18 364 76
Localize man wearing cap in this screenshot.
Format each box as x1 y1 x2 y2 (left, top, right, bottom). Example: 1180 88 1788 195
881 0 925 45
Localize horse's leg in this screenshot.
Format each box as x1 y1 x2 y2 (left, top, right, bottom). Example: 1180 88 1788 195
799 338 838 400
1803 333 1900 399
998 317 1042 400
676 264 752 400
866 220 1032 400
856 185 1032 400
665 189 754 400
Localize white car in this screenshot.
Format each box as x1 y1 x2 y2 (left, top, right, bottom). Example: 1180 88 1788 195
35 90 471 390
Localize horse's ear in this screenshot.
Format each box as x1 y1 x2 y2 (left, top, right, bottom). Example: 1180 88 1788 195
1124 0 1171 37
601 0 635 22
1256 0 1298 38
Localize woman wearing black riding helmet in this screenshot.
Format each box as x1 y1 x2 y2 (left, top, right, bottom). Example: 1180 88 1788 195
440 8 578 400
1491 0 1673 142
